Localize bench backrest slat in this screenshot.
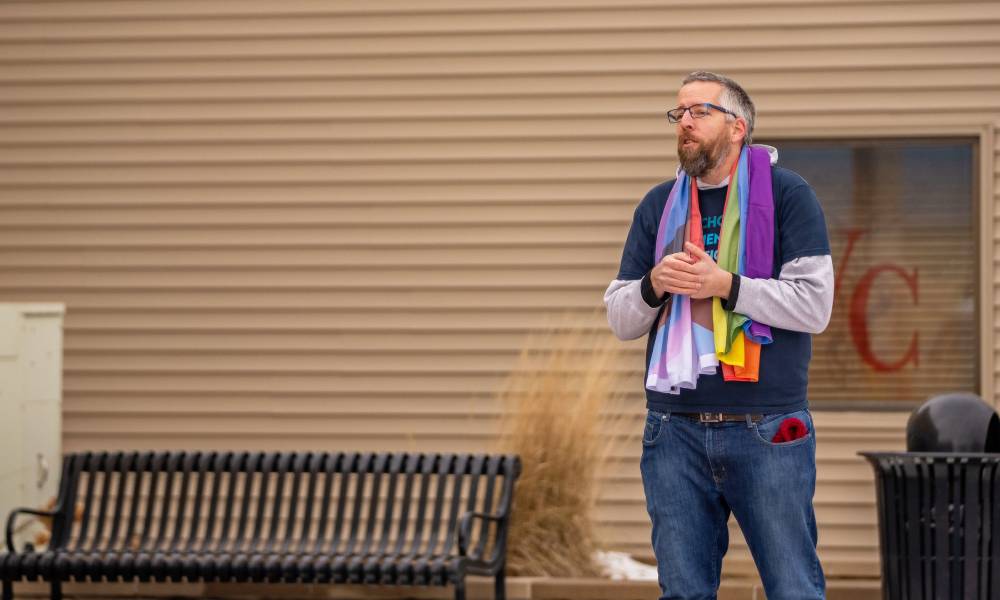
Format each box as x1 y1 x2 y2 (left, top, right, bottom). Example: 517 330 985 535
167 453 193 552
253 453 277 553
70 454 94 552
388 454 418 557
460 455 485 557
374 453 405 556
344 453 369 556
233 453 259 554
474 455 502 560
357 453 385 557
140 454 164 551
311 453 336 554
183 453 209 552
327 453 352 555
295 453 321 555
439 454 470 557
195 453 221 553
86 453 113 552
121 453 144 551
153 453 178 553
55 453 81 551
423 454 450 557
105 453 130 551
276 453 304 554
407 454 436 559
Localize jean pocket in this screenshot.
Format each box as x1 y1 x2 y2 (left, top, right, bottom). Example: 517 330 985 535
751 409 814 448
642 411 668 447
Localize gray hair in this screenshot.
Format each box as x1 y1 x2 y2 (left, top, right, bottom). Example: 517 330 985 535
682 71 755 144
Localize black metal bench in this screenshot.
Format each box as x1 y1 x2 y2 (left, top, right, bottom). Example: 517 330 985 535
1 451 520 600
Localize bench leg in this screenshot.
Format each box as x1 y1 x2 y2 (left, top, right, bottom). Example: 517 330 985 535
453 578 466 600
49 580 61 600
494 569 505 600
3 578 12 600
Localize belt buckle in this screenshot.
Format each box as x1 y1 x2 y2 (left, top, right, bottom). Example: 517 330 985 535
699 412 725 423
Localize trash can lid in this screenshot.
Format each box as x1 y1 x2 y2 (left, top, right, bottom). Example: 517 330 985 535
907 393 1000 453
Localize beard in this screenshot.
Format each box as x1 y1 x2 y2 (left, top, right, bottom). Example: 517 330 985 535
677 130 731 178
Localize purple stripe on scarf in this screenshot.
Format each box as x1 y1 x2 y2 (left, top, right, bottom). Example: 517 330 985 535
744 146 773 341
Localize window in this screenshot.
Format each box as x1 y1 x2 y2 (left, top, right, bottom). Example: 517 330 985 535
768 139 977 407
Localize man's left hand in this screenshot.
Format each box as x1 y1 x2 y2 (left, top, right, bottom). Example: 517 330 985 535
683 242 733 300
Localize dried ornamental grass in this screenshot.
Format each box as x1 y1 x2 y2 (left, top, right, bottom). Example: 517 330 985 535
496 322 629 577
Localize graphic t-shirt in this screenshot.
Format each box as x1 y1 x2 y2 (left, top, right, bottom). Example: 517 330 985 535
700 195 724 261
614 167 831 414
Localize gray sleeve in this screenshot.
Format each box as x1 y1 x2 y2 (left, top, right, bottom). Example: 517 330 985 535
733 254 834 334
603 279 661 340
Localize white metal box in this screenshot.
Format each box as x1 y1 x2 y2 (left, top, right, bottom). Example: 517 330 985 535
0 303 65 550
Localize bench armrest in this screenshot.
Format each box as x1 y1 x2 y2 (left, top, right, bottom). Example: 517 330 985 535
457 510 509 567
6 508 57 553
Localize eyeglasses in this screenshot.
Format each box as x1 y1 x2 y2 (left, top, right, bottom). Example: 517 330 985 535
666 102 737 123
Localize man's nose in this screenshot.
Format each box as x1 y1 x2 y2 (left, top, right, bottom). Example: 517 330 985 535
679 109 696 127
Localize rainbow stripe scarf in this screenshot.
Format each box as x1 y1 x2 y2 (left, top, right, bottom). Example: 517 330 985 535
645 144 775 394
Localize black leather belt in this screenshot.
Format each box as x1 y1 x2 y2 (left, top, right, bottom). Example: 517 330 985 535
677 412 764 423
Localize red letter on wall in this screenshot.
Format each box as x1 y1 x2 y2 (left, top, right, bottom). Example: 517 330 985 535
848 265 919 372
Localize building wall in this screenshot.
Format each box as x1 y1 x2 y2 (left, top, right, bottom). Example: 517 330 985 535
1 0 998 583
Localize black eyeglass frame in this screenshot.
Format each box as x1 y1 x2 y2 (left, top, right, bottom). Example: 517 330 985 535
666 102 739 123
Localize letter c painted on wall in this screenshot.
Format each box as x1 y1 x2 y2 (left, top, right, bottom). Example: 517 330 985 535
848 265 919 373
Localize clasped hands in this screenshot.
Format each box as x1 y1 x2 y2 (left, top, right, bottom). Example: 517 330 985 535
650 241 733 300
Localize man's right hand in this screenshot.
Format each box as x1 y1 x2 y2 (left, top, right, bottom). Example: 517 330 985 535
650 251 703 297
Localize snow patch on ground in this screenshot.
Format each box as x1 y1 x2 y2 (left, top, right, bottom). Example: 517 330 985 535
593 550 659 581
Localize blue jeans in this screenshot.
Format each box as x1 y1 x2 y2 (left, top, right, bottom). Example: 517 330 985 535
639 408 825 600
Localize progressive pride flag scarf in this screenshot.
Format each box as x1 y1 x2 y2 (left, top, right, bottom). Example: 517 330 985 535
645 144 775 394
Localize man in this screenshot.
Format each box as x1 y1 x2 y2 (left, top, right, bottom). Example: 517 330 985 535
604 71 834 600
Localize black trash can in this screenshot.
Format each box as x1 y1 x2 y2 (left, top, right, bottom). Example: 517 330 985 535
860 394 1000 599
860 452 1000 600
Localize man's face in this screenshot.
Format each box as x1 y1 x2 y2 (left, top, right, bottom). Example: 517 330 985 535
675 81 736 178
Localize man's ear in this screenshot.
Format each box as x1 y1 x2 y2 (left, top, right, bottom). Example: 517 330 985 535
731 118 748 145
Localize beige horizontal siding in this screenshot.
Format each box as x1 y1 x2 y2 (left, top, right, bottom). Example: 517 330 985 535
1 0 997 587
994 124 1000 407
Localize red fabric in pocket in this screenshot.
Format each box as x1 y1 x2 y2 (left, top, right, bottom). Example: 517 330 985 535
771 417 808 443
